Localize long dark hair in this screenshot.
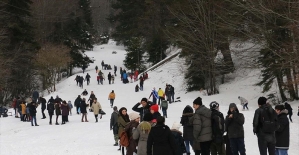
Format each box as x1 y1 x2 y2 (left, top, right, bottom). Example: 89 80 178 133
119 107 130 122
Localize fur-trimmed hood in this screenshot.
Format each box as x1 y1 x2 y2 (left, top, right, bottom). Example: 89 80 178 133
171 129 182 135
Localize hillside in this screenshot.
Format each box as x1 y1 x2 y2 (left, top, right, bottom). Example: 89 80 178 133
1 41 298 155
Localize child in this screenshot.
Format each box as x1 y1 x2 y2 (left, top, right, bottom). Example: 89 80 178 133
171 122 186 155
135 84 140 92
150 104 161 123
97 76 100 85
20 101 27 122
160 97 168 118
68 100 73 116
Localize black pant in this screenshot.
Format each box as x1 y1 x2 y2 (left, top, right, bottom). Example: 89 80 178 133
76 106 79 114
257 136 275 155
95 114 98 122
87 80 90 85
288 113 293 122
200 141 212 155
49 113 53 123
108 79 111 84
195 150 201 155
42 108 46 118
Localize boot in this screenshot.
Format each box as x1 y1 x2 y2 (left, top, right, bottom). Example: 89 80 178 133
95 117 98 123
113 143 118 146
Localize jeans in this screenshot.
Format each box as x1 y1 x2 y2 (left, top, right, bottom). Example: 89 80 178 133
140 84 143 91
275 149 288 155
153 97 157 104
229 138 246 155
257 136 275 155
110 99 114 107
31 116 37 126
243 103 248 110
185 140 193 154
162 108 167 117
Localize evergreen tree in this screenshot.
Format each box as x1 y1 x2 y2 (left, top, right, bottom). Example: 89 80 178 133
1 0 39 97
123 37 145 71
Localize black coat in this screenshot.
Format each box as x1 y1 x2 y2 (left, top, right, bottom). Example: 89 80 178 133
29 103 37 116
48 97 54 104
74 97 82 107
147 124 176 155
40 97 47 109
80 101 88 113
180 113 194 141
171 130 186 155
253 104 277 143
275 110 290 149
284 103 293 115
132 102 152 122
47 102 55 113
108 73 112 80
225 110 245 139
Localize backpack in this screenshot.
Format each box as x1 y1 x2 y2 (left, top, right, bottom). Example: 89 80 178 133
211 110 224 143
260 106 278 133
119 131 129 147
161 100 168 108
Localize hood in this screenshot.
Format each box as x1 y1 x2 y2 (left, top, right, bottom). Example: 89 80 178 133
227 103 239 114
171 129 182 135
195 105 211 118
280 109 288 115
183 105 194 114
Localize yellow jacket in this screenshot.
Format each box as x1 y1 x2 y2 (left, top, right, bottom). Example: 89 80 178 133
21 104 26 114
109 92 115 99
158 89 164 97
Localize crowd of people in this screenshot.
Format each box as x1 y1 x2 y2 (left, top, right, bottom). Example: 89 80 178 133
107 96 293 155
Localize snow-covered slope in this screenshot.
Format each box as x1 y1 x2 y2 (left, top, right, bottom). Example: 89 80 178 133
1 41 298 155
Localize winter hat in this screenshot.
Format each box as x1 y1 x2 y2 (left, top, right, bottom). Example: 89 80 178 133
209 101 219 110
150 104 159 112
141 98 147 102
258 97 267 105
193 97 203 105
129 112 140 120
171 122 181 130
229 103 237 109
143 113 153 122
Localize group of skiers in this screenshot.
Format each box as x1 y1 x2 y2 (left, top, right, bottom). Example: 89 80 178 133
109 96 292 155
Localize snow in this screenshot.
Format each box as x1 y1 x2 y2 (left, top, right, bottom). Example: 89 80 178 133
1 41 298 155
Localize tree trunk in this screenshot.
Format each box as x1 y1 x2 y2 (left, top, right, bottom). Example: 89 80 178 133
292 66 298 99
276 74 287 101
285 68 296 100
219 40 234 73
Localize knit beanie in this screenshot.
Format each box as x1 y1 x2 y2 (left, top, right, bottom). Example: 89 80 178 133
171 122 181 130
129 112 140 120
150 104 159 112
193 97 203 105
143 113 153 122
258 97 267 105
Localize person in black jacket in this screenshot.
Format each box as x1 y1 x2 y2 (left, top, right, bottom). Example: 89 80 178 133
253 97 278 155
39 97 47 119
74 95 82 114
108 72 112 84
47 101 55 125
48 96 54 104
274 105 290 155
147 116 176 155
88 91 96 110
210 102 225 155
180 105 194 155
85 73 91 85
132 98 152 122
80 98 89 122
225 103 245 155
81 89 88 96
284 102 293 122
29 102 39 126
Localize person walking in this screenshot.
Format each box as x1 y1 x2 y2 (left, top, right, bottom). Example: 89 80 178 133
171 122 187 155
95 65 98 73
29 102 39 126
210 101 226 155
91 98 102 122
68 100 73 115
225 103 245 155
149 88 159 104
118 107 130 155
133 113 153 155
192 97 212 155
160 97 168 118
108 72 112 84
85 73 91 85
253 97 278 155
88 91 96 111
139 76 144 91
80 98 89 122
180 105 194 155
284 102 293 123
132 98 152 122
110 106 119 146
39 97 47 119
47 100 55 125
108 90 116 108
157 88 164 105
238 96 249 110
74 95 82 114
54 100 61 125
61 101 69 124
114 65 117 76
274 105 290 155
125 112 140 155
147 116 176 155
